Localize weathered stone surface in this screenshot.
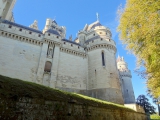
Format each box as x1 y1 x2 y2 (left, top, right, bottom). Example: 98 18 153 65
0 97 148 120
0 76 149 120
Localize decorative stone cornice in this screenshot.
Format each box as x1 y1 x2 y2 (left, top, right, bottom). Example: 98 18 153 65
120 74 132 78
86 43 116 52
0 30 43 46
43 39 61 46
60 47 86 58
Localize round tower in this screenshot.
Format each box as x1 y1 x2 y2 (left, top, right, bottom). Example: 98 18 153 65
43 19 52 33
85 20 124 104
117 56 135 104
0 0 16 21
78 31 86 46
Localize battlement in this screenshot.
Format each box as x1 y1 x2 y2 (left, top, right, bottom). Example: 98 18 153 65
44 31 62 43
0 30 43 46
119 70 132 78
0 19 43 41
86 37 116 48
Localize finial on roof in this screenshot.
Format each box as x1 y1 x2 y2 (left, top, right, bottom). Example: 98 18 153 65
69 35 72 41
122 56 124 60
96 13 99 22
53 16 56 21
29 20 39 30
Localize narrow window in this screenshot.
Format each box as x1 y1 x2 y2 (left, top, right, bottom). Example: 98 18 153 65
29 31 32 34
44 61 52 72
19 28 22 31
38 34 41 37
102 52 105 66
48 33 50 36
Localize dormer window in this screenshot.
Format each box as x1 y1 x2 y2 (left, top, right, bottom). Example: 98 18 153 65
38 34 41 37
19 28 22 31
29 31 32 34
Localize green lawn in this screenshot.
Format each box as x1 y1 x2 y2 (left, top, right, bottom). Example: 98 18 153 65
151 114 160 120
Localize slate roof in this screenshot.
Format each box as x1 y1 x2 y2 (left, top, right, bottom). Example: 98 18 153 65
62 39 80 46
90 22 102 29
1 19 43 34
52 20 57 25
47 29 60 35
85 36 100 43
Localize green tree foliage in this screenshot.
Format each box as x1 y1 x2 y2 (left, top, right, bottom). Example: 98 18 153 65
136 95 156 114
118 0 160 98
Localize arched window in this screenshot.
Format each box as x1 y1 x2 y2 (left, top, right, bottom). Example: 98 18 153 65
102 52 105 66
44 61 52 72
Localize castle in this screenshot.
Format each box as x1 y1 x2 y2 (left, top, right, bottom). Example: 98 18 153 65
0 0 136 105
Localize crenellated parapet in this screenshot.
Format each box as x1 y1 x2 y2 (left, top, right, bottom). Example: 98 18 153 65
119 71 132 78
43 31 62 43
60 47 86 58
86 43 116 53
117 56 135 104
0 19 43 40
0 30 43 46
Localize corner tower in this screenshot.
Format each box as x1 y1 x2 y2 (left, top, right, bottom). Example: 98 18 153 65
117 56 135 103
78 20 124 104
0 0 16 21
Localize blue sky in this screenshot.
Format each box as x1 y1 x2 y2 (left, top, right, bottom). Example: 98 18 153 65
13 0 157 109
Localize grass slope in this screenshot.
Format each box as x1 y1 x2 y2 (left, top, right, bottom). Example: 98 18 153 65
0 75 134 112
151 114 160 120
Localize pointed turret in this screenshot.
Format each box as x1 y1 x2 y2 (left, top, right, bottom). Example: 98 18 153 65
117 56 135 104
29 20 39 30
0 0 16 22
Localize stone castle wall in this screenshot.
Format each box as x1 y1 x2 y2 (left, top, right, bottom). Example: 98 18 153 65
0 33 41 82
56 50 88 91
0 97 149 120
0 75 149 120
0 18 137 104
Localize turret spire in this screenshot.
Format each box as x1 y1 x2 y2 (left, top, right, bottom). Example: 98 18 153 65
96 13 99 22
